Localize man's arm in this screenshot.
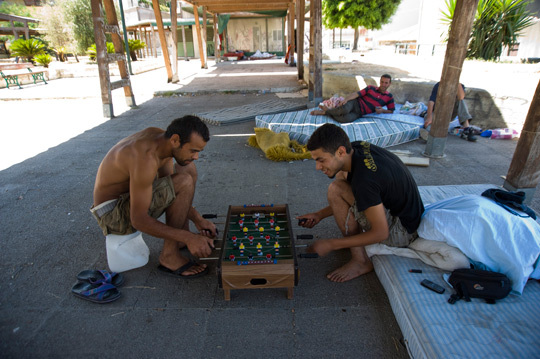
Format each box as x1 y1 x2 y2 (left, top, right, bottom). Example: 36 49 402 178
308 203 389 256
129 158 213 257
297 205 333 228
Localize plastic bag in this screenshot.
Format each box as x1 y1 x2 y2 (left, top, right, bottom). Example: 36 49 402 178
399 101 427 116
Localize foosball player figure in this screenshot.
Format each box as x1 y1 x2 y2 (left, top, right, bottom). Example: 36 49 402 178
265 235 271 245
248 254 253 261
270 212 275 219
229 254 235 261
249 235 254 245
266 253 272 260
274 241 280 255
254 213 260 219
254 219 259 228
239 243 245 256
232 236 237 246
259 226 264 238
269 218 275 228
256 242 263 256
275 226 281 238
243 226 248 238
240 213 245 219
238 219 244 228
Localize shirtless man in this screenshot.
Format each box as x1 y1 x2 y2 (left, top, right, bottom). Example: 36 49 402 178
91 115 216 277
298 124 424 282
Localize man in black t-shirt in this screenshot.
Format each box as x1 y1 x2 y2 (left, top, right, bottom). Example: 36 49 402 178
298 124 424 282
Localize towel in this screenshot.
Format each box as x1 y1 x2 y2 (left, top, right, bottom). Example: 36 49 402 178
248 128 311 162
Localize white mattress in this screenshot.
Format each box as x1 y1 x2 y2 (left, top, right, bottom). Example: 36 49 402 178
373 184 540 359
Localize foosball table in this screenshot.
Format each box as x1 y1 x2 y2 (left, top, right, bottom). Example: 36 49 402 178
217 204 299 301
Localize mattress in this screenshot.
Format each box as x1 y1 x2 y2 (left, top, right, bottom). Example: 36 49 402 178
254 106 422 148
373 184 540 359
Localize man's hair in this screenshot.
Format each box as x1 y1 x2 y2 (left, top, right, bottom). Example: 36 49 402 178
165 115 210 146
307 123 352 154
381 74 392 82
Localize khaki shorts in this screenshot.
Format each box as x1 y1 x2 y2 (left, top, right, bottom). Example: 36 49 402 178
347 202 417 248
90 176 176 236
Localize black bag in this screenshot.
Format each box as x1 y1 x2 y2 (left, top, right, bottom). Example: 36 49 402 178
481 188 536 220
448 268 511 304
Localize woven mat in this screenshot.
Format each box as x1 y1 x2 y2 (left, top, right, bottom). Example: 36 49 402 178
193 99 306 126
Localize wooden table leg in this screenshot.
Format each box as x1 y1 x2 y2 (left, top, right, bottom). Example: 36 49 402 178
287 287 294 299
224 289 231 301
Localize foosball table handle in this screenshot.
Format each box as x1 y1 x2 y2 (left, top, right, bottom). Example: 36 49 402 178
297 234 314 240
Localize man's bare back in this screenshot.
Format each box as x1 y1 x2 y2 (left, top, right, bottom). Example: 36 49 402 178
93 127 170 206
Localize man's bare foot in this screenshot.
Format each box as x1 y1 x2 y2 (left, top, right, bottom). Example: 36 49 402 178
159 247 207 277
310 109 326 116
326 259 374 282
159 258 208 277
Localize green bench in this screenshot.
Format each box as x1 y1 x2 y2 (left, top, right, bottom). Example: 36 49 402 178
1 67 48 89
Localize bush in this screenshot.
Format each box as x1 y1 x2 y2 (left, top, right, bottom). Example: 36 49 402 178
10 38 45 63
128 39 146 61
87 42 115 61
34 54 53 68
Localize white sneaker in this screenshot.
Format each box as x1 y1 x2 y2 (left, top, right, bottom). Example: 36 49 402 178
419 128 429 141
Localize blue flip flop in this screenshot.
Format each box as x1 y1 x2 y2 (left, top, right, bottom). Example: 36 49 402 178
71 281 121 304
77 269 125 287
157 261 209 279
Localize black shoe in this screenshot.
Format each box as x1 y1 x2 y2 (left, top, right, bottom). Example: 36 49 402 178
461 127 477 142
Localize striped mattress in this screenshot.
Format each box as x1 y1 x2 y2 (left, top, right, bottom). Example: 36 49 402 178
373 184 540 359
254 105 424 148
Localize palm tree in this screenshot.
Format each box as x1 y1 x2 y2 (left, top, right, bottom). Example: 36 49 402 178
10 38 45 63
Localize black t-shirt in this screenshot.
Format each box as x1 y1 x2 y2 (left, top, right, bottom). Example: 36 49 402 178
347 141 425 233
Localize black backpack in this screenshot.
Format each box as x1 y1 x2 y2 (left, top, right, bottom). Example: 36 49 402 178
448 268 511 304
481 188 536 220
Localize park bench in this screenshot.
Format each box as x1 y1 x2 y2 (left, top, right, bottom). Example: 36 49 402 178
0 63 48 89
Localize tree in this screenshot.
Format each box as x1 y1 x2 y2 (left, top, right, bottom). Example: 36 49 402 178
63 0 95 54
322 0 401 50
38 0 76 61
442 0 535 61
0 2 37 29
10 38 45 63
128 39 147 61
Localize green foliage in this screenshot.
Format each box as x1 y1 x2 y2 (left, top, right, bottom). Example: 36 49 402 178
128 39 147 61
0 2 37 29
442 0 535 61
63 0 95 54
86 42 115 61
34 53 53 68
40 0 76 55
10 38 45 63
322 0 401 30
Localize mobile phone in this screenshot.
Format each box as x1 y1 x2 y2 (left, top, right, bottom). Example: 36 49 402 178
420 279 445 294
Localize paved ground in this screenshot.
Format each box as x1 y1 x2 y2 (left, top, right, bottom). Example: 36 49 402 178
1 56 538 358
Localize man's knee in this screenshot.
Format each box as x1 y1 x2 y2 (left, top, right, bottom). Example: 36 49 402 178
174 162 198 182
171 171 195 194
328 179 352 198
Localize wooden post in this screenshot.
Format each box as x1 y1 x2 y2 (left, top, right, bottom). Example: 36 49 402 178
309 0 322 104
152 0 173 82
91 0 113 117
170 0 179 83
296 0 305 80
504 79 540 203
202 6 208 69
150 25 157 57
423 0 478 158
214 13 220 62
288 2 295 67
193 5 206 68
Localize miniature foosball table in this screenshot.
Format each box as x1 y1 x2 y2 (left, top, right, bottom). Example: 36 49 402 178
217 204 299 301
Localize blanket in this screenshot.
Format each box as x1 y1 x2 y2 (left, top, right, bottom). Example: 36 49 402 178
248 128 311 162
418 195 540 294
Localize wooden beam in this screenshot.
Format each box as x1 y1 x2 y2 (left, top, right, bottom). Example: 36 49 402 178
504 78 540 201
309 0 322 103
152 0 173 82
90 0 112 116
288 2 295 67
193 0 292 4
193 5 206 69
201 5 290 12
213 13 220 62
423 0 478 158
296 0 304 80
171 0 179 82
202 6 208 69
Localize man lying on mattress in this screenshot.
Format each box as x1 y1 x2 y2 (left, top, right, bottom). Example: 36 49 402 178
310 74 395 123
298 123 425 282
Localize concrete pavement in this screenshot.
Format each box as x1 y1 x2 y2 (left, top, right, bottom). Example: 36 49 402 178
0 57 538 358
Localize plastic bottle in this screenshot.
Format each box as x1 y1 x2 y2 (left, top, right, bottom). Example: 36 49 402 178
106 231 149 273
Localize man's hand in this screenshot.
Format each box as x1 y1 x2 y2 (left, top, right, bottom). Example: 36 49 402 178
186 234 215 258
194 217 217 238
307 239 334 257
424 113 432 128
375 106 383 114
297 212 322 229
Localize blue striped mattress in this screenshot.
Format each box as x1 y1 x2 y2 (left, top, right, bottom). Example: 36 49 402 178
254 106 424 147
373 184 540 359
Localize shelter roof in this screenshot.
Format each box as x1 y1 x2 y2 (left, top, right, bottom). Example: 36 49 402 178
181 0 294 15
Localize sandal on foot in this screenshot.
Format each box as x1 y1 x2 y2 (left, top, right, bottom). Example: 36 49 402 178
71 281 121 304
77 269 125 287
157 261 209 279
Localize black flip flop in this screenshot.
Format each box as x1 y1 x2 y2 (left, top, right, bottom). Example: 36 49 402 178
71 281 121 304
77 269 125 287
157 261 209 279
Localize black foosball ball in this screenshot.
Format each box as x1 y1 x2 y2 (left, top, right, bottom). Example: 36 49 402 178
217 204 299 301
